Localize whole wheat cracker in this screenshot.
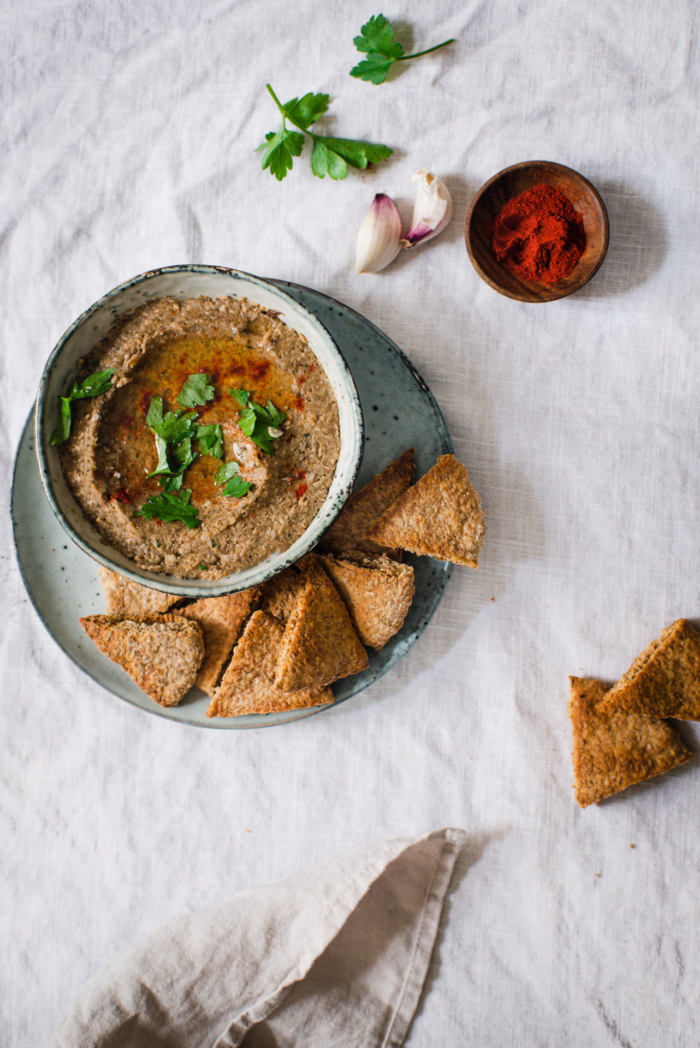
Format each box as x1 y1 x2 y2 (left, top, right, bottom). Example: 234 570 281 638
206 610 332 718
598 619 700 720
318 448 415 558
318 552 414 650
80 614 204 707
274 557 369 691
176 589 260 696
99 567 181 617
366 454 486 568
568 676 692 807
259 567 305 624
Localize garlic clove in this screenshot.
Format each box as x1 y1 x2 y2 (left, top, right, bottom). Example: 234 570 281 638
356 193 403 274
400 169 453 249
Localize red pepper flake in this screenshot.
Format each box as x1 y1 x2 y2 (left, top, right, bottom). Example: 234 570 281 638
109 488 132 505
295 483 308 499
308 364 316 372
293 396 304 411
298 375 306 385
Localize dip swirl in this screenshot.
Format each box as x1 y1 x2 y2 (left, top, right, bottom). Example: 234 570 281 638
59 296 341 579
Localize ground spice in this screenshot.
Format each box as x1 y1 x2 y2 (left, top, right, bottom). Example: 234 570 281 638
491 182 586 284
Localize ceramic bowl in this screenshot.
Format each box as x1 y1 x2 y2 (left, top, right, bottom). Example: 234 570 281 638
465 161 609 303
35 265 364 597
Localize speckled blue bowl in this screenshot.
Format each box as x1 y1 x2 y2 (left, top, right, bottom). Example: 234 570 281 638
35 265 364 598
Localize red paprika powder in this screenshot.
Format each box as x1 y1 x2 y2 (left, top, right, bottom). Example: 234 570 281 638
491 182 586 284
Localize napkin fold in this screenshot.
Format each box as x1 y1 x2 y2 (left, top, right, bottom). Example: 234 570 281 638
51 827 466 1048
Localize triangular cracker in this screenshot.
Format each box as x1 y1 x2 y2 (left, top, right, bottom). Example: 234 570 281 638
176 589 259 696
599 619 700 719
568 676 692 807
259 567 305 624
318 552 414 650
366 454 486 568
99 567 181 617
80 614 204 707
275 558 369 691
318 449 415 557
206 611 332 718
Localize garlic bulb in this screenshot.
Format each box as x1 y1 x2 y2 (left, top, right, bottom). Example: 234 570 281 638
356 193 403 274
401 170 452 249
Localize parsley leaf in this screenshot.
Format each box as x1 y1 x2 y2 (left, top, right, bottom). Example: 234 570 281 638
215 460 252 499
350 14 454 85
49 368 115 445
68 369 116 400
196 423 224 459
215 461 242 484
223 475 253 499
177 373 215 409
258 84 392 181
137 489 200 529
257 127 305 181
233 395 286 455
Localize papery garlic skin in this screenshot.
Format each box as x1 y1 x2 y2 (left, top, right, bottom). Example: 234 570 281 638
356 193 403 274
400 170 453 249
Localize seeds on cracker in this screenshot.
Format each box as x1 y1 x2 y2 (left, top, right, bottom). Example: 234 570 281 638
318 552 414 650
319 448 415 558
599 619 700 720
366 454 486 568
99 566 181 617
176 590 260 696
80 614 204 707
568 676 692 807
206 610 332 718
275 557 369 691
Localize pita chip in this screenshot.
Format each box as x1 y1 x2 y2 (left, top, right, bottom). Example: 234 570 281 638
80 614 204 707
568 677 692 807
99 567 181 617
599 619 700 720
366 454 486 568
318 552 414 650
259 567 305 624
176 589 259 696
318 449 415 557
275 558 369 692
206 611 332 718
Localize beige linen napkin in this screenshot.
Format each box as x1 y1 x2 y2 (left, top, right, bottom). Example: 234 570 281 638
51 827 466 1048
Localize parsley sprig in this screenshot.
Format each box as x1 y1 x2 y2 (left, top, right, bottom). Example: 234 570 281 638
350 15 454 85
49 368 115 446
145 375 223 493
230 388 287 455
257 84 392 181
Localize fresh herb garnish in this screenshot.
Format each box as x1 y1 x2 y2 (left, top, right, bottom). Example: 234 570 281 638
215 460 253 499
350 15 454 85
196 423 224 459
137 489 200 529
257 84 392 181
231 389 287 455
49 368 115 445
176 373 215 409
146 395 199 489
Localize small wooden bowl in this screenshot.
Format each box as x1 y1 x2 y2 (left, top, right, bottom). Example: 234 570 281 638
465 161 609 303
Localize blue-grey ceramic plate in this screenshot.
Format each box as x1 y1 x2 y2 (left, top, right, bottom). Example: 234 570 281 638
12 282 453 728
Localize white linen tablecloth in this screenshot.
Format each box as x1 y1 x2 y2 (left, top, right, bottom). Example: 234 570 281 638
3 2 700 1045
